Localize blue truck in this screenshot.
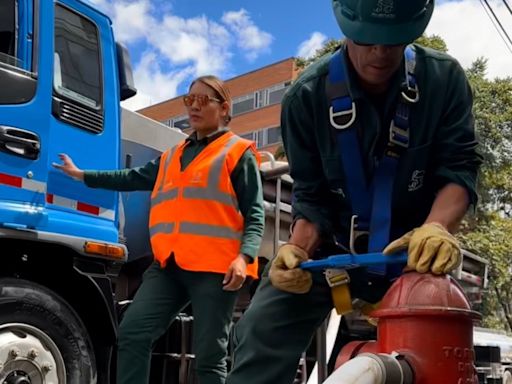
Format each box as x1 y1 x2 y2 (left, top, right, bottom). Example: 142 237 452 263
0 1 187 383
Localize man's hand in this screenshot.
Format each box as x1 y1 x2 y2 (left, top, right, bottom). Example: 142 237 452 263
383 222 461 274
223 254 249 291
269 243 312 294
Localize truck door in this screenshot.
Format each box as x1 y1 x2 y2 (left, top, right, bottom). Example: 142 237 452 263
45 1 121 244
0 0 121 244
0 0 47 230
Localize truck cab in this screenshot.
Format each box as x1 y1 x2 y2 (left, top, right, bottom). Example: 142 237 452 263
0 0 133 243
0 1 184 383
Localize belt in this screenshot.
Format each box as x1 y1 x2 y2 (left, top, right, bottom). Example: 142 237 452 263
325 268 352 315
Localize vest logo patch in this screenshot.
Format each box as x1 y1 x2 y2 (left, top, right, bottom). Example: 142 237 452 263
190 171 204 184
372 0 395 19
408 170 425 192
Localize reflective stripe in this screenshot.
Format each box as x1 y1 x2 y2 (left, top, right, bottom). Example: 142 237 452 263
0 172 22 188
47 193 115 220
182 135 240 209
179 221 241 240
182 187 235 206
152 148 178 208
150 222 175 237
0 172 46 193
152 188 178 206
23 178 46 193
160 147 175 192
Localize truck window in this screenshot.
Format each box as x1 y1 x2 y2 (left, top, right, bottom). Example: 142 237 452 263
0 0 21 68
54 4 101 110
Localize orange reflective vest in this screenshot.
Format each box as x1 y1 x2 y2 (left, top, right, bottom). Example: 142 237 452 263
149 131 259 279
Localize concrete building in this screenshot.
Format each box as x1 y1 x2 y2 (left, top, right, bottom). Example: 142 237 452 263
138 57 300 156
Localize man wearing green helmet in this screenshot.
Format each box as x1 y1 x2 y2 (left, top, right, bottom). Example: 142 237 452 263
227 0 482 382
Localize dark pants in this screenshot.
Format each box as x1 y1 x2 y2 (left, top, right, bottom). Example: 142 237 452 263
117 260 238 384
227 263 391 384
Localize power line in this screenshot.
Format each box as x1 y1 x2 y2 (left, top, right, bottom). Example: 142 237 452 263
501 0 512 17
480 0 512 54
484 0 512 46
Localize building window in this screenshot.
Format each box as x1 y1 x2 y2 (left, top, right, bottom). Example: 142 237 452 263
268 84 288 106
240 132 254 141
266 126 281 145
232 94 256 116
232 82 290 117
171 115 190 130
255 89 268 109
240 127 281 148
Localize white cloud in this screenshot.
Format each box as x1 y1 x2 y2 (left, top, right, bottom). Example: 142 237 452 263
296 32 328 59
222 9 273 61
426 0 512 79
121 51 193 111
97 2 273 110
149 14 232 76
111 1 152 43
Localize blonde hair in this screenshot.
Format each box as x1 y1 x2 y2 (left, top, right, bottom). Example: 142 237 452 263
190 75 232 125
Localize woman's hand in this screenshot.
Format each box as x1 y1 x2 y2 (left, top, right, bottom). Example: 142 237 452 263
52 153 84 181
223 254 250 291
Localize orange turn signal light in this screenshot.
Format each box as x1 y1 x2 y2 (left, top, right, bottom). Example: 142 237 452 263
84 241 126 260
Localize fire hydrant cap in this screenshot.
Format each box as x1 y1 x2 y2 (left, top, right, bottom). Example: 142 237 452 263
372 272 481 320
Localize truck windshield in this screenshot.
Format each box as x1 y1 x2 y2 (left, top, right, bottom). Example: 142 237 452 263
54 5 101 109
0 0 22 68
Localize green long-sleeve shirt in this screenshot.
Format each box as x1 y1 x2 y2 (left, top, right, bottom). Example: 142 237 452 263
282 43 482 243
84 130 264 259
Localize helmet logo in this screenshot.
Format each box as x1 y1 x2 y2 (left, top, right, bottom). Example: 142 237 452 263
372 0 396 19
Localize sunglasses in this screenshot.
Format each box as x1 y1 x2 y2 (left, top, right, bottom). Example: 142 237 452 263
183 93 222 107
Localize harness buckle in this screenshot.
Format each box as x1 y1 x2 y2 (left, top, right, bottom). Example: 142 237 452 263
389 120 410 148
349 215 369 255
401 83 419 104
325 268 350 287
329 102 357 130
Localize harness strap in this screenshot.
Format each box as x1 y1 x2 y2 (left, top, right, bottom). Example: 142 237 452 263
327 45 418 276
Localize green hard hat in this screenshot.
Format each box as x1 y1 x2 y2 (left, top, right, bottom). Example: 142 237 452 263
332 0 434 45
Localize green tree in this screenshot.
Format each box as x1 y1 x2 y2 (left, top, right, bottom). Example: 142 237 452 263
460 214 512 331
457 58 512 332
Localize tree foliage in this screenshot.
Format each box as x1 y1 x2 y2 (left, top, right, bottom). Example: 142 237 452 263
292 34 512 331
457 57 512 332
461 214 512 331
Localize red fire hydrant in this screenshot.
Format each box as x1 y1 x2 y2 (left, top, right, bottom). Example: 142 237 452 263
333 272 481 384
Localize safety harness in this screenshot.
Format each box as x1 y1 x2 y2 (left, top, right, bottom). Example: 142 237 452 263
325 45 419 314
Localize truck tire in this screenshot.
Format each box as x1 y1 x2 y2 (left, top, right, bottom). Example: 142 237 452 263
0 278 97 384
503 370 512 384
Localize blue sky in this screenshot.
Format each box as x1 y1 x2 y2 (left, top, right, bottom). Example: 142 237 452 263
88 0 512 111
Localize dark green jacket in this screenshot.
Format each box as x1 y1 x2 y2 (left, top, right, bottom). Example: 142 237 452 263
84 130 264 260
282 43 482 243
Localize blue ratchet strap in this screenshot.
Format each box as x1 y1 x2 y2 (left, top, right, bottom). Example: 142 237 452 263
300 251 408 271
327 45 418 276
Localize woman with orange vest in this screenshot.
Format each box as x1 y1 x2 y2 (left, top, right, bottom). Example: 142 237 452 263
53 75 265 384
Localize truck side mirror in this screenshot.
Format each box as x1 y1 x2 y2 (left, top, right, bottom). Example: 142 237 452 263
116 43 137 101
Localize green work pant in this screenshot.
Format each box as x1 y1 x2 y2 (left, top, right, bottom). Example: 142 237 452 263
117 259 238 384
227 263 391 384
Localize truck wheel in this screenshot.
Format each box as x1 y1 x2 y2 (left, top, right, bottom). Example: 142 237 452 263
503 370 512 384
0 278 97 384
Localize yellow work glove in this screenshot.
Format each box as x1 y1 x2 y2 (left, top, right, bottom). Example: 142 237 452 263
383 222 462 275
269 243 312 294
